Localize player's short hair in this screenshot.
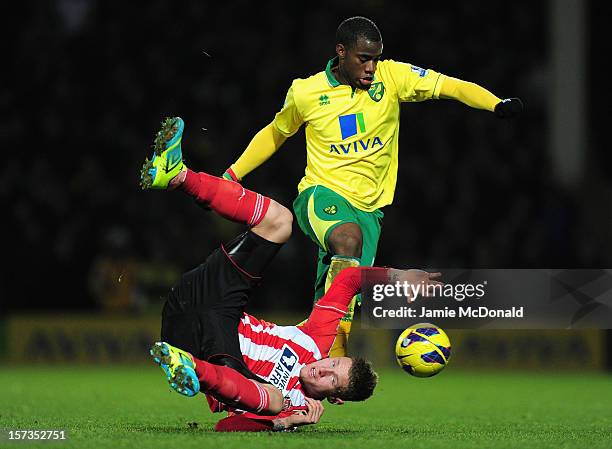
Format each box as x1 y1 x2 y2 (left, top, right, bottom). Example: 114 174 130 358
336 357 378 401
336 16 382 50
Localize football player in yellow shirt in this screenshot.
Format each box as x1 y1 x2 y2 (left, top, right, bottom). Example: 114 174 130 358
222 16 522 357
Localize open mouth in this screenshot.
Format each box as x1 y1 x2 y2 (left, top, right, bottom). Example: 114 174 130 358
311 367 316 378
359 76 373 86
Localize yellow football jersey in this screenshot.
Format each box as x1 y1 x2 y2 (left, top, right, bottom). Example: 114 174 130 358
273 57 446 212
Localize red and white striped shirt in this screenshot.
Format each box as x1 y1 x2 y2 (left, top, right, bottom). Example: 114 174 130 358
219 266 369 419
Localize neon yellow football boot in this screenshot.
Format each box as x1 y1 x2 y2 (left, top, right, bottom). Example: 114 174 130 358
140 117 185 189
150 341 200 397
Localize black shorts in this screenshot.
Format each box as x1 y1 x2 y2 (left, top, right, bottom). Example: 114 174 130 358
160 231 281 367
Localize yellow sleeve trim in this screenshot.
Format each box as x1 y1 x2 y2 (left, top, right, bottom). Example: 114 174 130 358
439 76 501 112
432 73 446 99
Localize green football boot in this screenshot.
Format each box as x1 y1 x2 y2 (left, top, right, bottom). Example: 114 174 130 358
140 117 186 189
150 341 200 397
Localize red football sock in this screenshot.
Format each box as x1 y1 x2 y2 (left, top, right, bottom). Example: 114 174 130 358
194 358 271 414
180 169 270 226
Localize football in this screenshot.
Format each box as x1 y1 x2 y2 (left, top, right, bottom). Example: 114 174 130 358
395 323 451 377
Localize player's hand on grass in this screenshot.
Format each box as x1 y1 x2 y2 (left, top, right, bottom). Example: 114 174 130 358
272 399 325 431
494 97 523 118
290 398 325 427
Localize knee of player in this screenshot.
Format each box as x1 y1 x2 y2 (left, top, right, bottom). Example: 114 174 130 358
263 384 284 414
265 201 293 241
328 224 363 256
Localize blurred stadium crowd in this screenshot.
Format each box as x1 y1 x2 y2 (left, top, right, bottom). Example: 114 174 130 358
4 1 608 315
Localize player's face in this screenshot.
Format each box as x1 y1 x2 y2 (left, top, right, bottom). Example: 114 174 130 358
299 357 352 399
336 38 383 90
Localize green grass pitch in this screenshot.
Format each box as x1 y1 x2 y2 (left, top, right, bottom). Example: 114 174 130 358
1 367 611 449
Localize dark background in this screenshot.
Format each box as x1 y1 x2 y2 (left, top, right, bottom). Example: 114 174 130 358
3 1 611 318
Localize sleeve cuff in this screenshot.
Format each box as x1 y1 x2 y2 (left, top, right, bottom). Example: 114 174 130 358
223 166 240 182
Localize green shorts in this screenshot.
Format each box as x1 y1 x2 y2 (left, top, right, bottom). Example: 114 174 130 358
293 185 384 301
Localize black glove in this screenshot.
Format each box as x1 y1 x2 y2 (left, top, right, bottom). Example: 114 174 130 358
494 97 523 118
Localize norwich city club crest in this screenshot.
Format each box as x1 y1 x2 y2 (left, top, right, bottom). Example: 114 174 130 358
368 82 385 102
324 205 337 215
